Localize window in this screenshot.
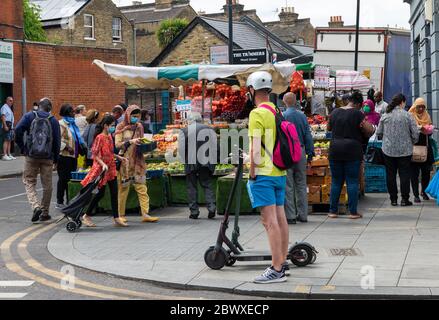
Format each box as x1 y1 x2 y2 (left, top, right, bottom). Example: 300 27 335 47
112 17 122 42
84 14 95 40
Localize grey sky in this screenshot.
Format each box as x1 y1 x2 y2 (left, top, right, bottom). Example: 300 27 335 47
113 0 410 29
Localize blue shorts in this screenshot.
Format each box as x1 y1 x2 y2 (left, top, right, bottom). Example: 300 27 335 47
247 175 287 209
2 129 13 141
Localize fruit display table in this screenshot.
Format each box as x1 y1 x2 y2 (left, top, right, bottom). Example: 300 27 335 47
67 176 168 213
216 174 258 215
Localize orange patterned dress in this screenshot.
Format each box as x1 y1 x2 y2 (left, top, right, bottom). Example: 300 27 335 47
81 134 117 188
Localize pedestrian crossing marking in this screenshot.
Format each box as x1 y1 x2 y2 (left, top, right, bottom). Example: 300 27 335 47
0 280 34 299
0 281 34 287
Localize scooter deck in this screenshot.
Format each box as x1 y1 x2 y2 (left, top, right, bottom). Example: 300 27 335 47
231 251 272 262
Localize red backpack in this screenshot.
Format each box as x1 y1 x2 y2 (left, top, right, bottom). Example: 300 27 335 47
259 104 302 170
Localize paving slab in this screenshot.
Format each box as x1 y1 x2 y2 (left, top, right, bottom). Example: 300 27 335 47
47 195 439 299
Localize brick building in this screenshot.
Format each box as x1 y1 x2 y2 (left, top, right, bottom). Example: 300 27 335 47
30 0 135 65
150 16 307 67
0 0 127 123
120 0 197 66
202 1 315 47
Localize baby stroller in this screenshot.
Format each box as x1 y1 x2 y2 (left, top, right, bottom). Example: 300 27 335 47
61 170 106 233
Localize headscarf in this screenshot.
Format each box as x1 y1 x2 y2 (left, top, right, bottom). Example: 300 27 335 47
116 105 144 138
409 98 432 126
363 99 380 126
63 116 85 146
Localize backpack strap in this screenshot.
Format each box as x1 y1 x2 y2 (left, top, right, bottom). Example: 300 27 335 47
259 104 277 116
33 111 39 119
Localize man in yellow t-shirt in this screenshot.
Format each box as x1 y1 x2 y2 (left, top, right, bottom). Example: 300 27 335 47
246 71 288 284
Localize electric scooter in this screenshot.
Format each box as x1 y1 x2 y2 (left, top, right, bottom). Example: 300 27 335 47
204 149 318 270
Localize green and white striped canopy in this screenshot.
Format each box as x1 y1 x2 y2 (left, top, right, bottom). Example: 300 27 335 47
93 60 296 94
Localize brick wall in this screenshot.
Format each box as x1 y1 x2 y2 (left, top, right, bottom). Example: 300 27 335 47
9 41 127 121
0 0 24 40
44 0 134 65
158 24 226 66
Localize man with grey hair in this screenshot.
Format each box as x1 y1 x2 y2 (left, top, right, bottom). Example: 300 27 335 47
283 92 300 111
283 93 314 224
178 112 217 219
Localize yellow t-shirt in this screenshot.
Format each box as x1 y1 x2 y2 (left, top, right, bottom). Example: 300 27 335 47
248 102 286 177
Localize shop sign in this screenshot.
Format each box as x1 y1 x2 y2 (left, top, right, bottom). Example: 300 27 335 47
176 99 192 112
232 48 268 65
210 46 229 65
0 41 14 84
314 65 330 89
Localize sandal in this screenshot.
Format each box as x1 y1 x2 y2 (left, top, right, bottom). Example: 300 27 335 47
349 213 363 219
82 215 96 228
113 218 129 227
328 213 338 219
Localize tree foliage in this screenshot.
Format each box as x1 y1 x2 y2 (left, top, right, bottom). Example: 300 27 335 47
156 18 189 48
23 0 47 42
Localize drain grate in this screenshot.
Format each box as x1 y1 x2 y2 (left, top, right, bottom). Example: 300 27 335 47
328 248 362 256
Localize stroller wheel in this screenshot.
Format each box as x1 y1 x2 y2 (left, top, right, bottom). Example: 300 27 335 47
310 252 317 264
76 220 82 228
66 221 78 233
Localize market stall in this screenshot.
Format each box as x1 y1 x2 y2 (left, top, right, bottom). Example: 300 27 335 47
66 60 295 214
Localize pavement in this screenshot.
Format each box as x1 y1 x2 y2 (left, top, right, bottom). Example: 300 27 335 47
48 194 439 299
0 156 24 178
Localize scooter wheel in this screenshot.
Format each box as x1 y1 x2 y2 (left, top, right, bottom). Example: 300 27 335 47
66 221 78 233
310 252 317 264
290 244 314 267
225 257 237 267
204 246 228 270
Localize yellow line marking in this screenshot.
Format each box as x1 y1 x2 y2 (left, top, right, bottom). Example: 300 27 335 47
321 285 336 291
17 224 189 300
295 285 311 294
0 225 128 299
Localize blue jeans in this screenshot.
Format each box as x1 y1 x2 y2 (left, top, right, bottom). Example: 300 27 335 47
329 160 361 214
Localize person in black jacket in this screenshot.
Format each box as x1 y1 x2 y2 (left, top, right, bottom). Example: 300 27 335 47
15 98 61 223
178 112 217 220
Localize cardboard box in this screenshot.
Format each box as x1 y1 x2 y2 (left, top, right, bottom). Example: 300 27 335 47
307 167 327 177
321 185 347 203
307 175 331 186
311 158 330 167
308 186 321 204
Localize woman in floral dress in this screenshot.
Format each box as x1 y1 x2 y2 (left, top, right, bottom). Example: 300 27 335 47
81 115 128 227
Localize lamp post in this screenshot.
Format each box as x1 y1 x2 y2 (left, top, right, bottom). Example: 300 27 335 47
228 0 233 64
354 0 360 71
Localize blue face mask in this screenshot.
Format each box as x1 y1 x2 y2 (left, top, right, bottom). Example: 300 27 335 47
108 126 116 134
131 117 139 124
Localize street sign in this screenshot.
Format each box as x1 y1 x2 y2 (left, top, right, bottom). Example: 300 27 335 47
210 46 229 65
0 41 14 84
232 48 268 65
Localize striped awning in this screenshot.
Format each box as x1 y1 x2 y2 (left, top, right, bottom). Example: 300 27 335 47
93 60 296 94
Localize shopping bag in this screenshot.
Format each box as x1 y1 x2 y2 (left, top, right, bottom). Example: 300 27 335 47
365 146 385 165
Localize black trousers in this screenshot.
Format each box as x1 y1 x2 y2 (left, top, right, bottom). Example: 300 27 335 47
186 167 216 214
383 155 412 202
57 156 77 205
86 178 118 218
411 162 432 197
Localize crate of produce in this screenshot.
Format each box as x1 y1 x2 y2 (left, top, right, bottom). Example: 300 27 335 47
365 164 386 178
308 186 322 204
71 171 87 181
146 169 164 179
311 157 330 167
139 141 157 153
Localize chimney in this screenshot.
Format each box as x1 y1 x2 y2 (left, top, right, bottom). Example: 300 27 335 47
0 0 24 40
155 0 173 10
328 16 344 28
279 7 299 23
223 0 245 16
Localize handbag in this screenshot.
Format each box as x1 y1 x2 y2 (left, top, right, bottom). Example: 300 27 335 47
412 137 428 163
116 130 137 171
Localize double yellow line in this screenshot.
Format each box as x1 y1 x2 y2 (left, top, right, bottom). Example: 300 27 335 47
0 223 191 300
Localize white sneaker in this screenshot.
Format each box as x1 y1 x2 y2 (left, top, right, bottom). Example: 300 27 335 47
1 155 12 161
8 155 16 160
